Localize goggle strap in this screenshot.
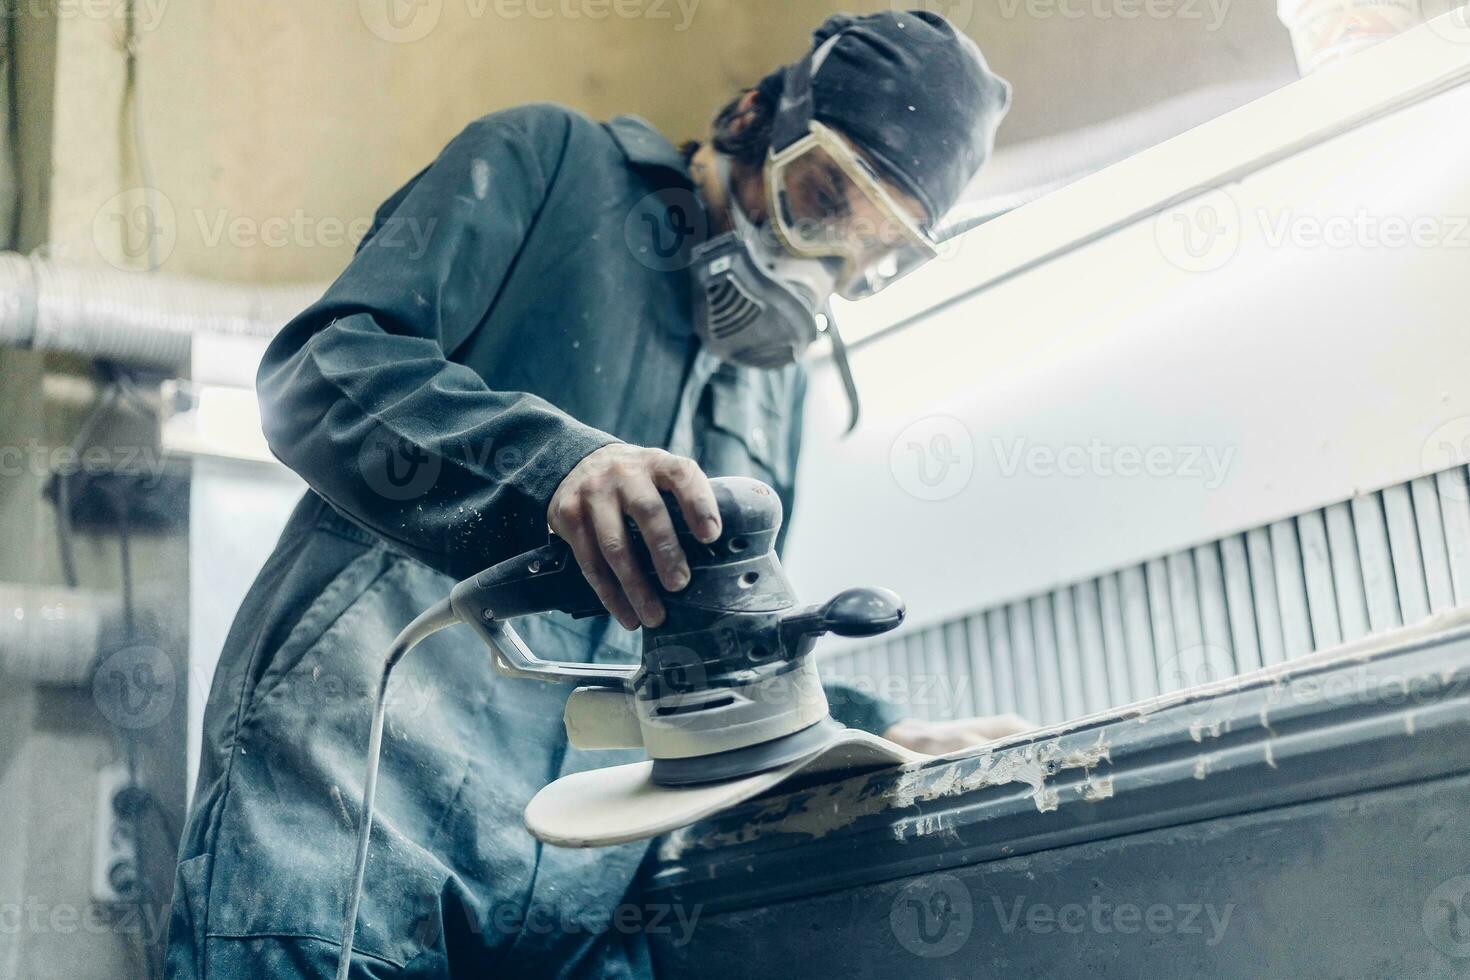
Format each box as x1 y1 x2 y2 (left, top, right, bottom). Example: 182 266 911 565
771 35 842 154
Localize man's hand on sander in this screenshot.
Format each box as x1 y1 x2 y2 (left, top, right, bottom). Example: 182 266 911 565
549 445 722 631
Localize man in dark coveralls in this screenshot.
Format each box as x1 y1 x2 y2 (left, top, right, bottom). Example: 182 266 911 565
166 11 1020 978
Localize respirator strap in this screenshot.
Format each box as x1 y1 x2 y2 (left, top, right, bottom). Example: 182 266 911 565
824 304 862 436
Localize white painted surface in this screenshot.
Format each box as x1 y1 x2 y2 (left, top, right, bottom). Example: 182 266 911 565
788 20 1470 641
186 455 302 800
184 334 306 799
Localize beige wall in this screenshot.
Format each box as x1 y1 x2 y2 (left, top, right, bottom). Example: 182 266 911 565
37 0 1296 283
49 0 780 281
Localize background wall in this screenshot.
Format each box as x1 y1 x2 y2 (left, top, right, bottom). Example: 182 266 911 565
30 0 1297 280
0 2 1299 977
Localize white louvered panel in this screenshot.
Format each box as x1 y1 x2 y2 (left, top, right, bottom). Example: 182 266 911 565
1071 580 1111 715
1194 544 1236 684
833 645 856 685
1245 527 1287 667
1164 551 1204 690
1144 559 1179 692
986 608 1018 716
892 639 911 704
937 623 970 718
1324 501 1371 642
854 645 880 705
1007 602 1045 724
1296 509 1342 650
879 641 899 687
858 642 879 683
1438 468 1470 604
1269 519 1314 658
1383 483 1430 623
942 620 975 717
1411 476 1456 614
963 615 998 716
872 643 897 708
914 628 937 720
824 650 851 685
871 639 900 717
830 466 1470 723
895 640 916 716
1219 535 1262 672
1029 595 1066 725
1096 574 1133 706
1050 588 1089 720
1352 493 1402 632
907 633 935 721
885 640 907 713
1118 566 1159 700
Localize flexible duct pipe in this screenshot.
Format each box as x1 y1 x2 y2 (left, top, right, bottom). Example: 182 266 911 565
0 252 326 369
0 584 120 685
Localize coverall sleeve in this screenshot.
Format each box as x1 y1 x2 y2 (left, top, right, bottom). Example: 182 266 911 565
778 366 908 736
258 111 619 579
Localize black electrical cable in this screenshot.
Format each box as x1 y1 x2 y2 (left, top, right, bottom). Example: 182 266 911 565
55 383 121 588
47 368 164 977
115 487 135 638
113 476 166 980
119 739 165 980
121 0 161 273
142 788 179 845
71 359 169 980
52 364 157 587
111 368 157 418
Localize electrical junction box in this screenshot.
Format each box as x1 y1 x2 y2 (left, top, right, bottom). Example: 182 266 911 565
92 764 140 906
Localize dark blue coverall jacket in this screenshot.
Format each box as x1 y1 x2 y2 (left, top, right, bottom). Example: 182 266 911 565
165 104 903 978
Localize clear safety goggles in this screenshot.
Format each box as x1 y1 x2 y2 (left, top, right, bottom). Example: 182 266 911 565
764 121 938 300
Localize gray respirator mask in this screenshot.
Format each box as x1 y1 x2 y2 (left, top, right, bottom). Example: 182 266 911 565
691 153 864 431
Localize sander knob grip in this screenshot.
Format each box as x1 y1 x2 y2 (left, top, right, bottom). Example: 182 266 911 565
780 586 906 642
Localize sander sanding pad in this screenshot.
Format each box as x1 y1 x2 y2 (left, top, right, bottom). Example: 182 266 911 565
525 728 925 848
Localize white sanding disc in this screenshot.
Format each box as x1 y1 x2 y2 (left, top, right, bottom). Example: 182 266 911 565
525 728 925 848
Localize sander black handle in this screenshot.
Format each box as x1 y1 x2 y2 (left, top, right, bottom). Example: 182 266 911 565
454 537 603 620
448 538 638 688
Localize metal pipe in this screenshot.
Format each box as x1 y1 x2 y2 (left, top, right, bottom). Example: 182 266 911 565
0 252 325 370
0 583 120 685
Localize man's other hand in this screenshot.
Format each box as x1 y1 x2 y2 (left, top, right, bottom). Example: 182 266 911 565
883 714 1034 755
549 445 721 630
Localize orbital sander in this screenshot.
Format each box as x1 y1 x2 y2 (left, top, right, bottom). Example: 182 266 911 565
335 476 918 979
